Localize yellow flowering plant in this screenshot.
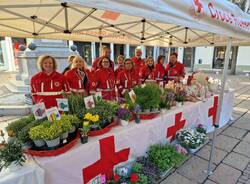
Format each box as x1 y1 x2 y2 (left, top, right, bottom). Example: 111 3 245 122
80 121 90 136
84 113 100 123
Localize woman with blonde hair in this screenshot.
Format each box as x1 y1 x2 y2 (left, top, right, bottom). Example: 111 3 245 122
140 56 156 83
30 55 70 109
115 55 125 78
64 56 91 96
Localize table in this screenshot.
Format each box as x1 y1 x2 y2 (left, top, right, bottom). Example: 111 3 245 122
34 91 234 184
0 162 44 184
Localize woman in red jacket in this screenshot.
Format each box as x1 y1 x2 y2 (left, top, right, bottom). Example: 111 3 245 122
30 55 70 109
114 55 124 79
64 56 91 96
90 57 116 100
154 55 166 83
140 56 156 84
116 58 140 97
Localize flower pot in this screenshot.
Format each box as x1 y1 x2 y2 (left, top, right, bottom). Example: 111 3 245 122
120 120 129 126
151 108 159 113
60 132 69 140
143 109 151 114
69 125 76 133
100 120 109 128
176 102 183 107
7 136 16 143
90 124 100 131
22 141 33 150
80 136 88 144
33 139 46 147
135 114 141 124
188 144 203 154
46 137 60 148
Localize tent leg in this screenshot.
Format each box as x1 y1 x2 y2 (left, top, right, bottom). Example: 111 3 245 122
205 38 232 176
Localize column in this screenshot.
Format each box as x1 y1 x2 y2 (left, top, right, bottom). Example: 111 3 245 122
230 46 238 75
91 42 96 64
141 45 146 59
125 44 130 58
5 37 15 71
110 43 114 61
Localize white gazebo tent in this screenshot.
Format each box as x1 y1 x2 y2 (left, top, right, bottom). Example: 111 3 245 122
0 0 249 175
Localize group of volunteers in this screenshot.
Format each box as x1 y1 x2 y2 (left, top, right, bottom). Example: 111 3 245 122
30 46 185 109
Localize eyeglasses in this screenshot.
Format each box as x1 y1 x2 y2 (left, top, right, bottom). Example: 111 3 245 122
125 62 132 65
102 60 110 63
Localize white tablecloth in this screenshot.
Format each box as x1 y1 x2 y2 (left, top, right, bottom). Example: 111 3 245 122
0 162 44 184
34 91 234 184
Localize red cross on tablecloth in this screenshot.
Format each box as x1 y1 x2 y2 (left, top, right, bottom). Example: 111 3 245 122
166 112 186 141
82 135 130 184
208 96 219 125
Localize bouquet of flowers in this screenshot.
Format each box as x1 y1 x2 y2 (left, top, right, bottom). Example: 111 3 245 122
176 127 207 149
117 108 131 121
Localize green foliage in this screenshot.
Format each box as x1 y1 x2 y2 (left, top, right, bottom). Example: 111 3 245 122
126 84 161 110
29 125 46 140
68 93 86 115
0 141 26 169
148 144 186 172
43 123 62 140
5 115 34 136
136 173 149 184
14 119 42 144
57 118 72 133
132 163 142 173
61 114 80 126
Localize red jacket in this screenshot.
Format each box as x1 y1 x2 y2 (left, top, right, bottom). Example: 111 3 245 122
91 56 114 72
165 62 185 81
131 57 145 72
30 71 70 109
90 68 116 100
154 63 166 82
64 68 91 95
114 65 124 79
116 68 140 96
140 65 156 83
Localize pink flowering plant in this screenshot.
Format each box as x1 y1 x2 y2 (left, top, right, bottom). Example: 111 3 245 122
196 124 207 134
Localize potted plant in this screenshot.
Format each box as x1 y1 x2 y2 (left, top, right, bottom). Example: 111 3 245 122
43 123 62 149
79 121 90 144
160 88 176 111
57 118 72 140
196 124 207 134
175 89 187 107
84 113 100 131
117 107 131 126
176 127 207 153
28 125 46 147
0 141 26 172
134 104 141 124
0 129 6 150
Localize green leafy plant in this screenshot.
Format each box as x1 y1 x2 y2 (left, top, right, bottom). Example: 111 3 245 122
28 125 46 140
5 115 34 137
126 84 161 111
61 114 80 126
148 144 186 172
0 141 26 169
68 93 86 115
43 123 62 141
80 121 90 136
57 118 72 133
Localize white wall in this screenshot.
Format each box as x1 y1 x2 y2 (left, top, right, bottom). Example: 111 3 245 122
237 46 250 66
178 47 184 63
194 46 214 67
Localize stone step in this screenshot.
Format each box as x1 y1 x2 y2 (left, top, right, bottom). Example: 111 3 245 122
0 105 31 116
4 79 30 94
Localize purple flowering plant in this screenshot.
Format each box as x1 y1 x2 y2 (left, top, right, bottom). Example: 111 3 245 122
117 108 131 121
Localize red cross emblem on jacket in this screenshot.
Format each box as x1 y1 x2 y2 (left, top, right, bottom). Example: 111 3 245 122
30 71 70 109
116 68 140 96
64 68 91 95
91 68 116 100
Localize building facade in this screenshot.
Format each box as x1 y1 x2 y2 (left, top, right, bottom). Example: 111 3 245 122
0 37 250 74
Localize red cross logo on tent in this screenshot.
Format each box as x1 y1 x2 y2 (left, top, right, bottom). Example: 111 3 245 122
193 0 203 13
166 112 186 141
82 136 130 184
208 96 219 125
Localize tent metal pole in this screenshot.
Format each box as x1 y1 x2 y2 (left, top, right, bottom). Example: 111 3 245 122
205 37 232 176
99 28 103 57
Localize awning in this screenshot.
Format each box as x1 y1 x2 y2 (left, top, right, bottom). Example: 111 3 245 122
0 0 249 47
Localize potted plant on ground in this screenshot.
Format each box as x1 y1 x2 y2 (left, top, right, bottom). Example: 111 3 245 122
196 124 207 134
117 107 131 126
79 121 90 144
43 123 62 149
29 125 46 147
176 127 207 153
0 141 26 172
